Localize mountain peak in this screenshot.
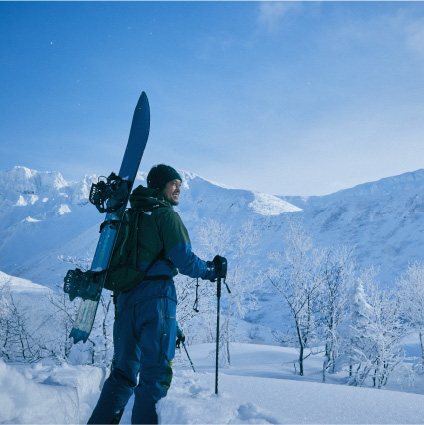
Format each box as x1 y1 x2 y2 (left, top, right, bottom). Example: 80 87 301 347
0 166 68 194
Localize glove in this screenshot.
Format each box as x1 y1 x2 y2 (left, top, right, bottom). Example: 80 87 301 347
212 255 228 280
176 325 185 349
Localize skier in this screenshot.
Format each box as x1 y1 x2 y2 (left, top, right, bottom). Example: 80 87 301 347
88 164 226 425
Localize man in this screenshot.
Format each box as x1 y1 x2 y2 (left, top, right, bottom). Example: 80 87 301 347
88 164 226 424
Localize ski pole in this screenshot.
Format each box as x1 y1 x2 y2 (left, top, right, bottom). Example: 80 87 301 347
181 341 195 372
215 276 222 395
215 275 230 395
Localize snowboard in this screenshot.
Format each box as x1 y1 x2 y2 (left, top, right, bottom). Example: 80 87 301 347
67 92 150 344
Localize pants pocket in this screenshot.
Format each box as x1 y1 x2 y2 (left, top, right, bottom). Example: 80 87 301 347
158 297 177 363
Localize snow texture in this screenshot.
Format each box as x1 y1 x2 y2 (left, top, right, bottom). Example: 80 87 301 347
1 343 424 424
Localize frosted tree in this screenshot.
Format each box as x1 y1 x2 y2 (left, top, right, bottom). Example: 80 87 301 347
222 220 263 365
268 220 324 376
347 268 407 387
46 285 78 362
397 262 424 369
184 219 232 351
174 274 216 344
318 245 355 382
196 219 232 259
174 219 227 329
344 268 375 385
0 283 53 363
195 219 263 366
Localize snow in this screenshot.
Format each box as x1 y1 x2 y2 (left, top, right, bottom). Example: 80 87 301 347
159 371 423 424
58 204 72 215
0 359 104 424
92 267 104 272
2 164 424 292
1 343 424 424
15 195 27 206
249 192 301 215
23 216 41 223
0 270 49 293
0 166 68 194
3 165 424 423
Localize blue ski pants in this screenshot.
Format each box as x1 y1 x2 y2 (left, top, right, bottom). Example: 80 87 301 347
87 288 177 425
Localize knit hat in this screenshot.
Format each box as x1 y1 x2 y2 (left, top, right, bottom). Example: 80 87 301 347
147 164 182 190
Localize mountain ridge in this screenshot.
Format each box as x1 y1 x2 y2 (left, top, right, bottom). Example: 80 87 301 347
1 166 423 289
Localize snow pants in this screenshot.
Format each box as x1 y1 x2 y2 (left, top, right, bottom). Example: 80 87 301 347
87 284 177 425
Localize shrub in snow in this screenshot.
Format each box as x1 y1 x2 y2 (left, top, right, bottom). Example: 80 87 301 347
397 261 424 371
316 245 355 382
346 268 408 388
179 219 263 366
267 220 323 376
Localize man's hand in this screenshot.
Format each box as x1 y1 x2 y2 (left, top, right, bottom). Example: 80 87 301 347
213 255 227 280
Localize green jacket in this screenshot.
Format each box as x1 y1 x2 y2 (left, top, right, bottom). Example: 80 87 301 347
129 185 214 280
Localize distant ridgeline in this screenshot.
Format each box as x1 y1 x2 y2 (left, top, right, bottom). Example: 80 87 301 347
1 166 424 289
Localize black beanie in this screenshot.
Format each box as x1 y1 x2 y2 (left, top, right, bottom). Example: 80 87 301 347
147 164 182 190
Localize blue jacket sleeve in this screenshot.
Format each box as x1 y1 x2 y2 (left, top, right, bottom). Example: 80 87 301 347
168 241 215 280
157 208 216 280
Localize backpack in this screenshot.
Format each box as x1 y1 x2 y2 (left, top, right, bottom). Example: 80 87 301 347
103 209 161 293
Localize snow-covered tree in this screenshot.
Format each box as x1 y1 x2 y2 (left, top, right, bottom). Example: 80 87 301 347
347 268 407 387
222 220 263 365
318 246 355 382
0 283 54 363
396 262 424 368
177 219 232 351
46 284 79 362
174 274 216 346
195 219 263 366
196 219 232 259
268 220 324 376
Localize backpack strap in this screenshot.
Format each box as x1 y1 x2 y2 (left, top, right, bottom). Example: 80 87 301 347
143 249 165 276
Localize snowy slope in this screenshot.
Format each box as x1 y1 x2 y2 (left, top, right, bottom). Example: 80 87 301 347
0 271 53 339
2 165 424 296
280 169 424 285
0 166 301 288
0 167 100 281
0 359 104 424
2 343 424 424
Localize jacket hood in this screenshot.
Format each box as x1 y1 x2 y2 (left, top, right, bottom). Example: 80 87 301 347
129 185 171 210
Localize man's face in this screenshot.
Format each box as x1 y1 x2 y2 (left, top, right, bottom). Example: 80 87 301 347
162 179 182 206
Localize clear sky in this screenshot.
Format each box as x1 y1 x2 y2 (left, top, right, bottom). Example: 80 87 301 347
1 1 424 196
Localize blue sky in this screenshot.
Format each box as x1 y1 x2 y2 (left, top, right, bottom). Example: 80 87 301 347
1 1 424 196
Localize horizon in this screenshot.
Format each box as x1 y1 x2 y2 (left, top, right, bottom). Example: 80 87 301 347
1 2 424 196
2 162 424 199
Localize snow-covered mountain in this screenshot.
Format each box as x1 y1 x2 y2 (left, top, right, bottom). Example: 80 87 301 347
280 169 424 285
0 167 100 285
0 166 300 288
1 165 424 290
